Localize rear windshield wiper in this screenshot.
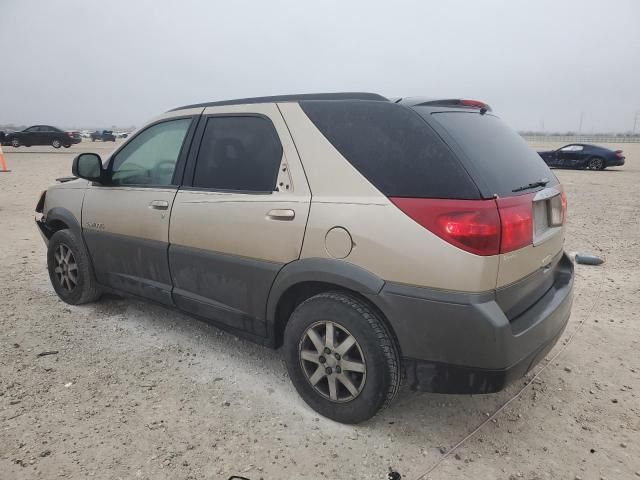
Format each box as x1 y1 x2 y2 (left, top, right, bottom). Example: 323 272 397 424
512 178 549 193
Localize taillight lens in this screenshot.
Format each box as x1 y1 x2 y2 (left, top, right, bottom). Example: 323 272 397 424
391 194 536 256
615 150 624 158
496 194 534 253
560 190 568 223
390 198 501 255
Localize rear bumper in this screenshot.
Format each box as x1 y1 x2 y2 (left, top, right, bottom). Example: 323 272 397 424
369 253 574 394
608 157 625 166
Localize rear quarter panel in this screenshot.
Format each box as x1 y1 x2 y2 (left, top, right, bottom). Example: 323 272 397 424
279 102 499 293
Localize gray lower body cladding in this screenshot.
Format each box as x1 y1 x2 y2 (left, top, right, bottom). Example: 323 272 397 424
369 253 574 394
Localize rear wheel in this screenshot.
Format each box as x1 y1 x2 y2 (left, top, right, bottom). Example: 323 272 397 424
283 292 401 424
51 139 62 149
47 230 101 305
587 157 604 170
11 138 20 148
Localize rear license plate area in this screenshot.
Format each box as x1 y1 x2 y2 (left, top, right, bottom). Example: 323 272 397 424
533 192 562 243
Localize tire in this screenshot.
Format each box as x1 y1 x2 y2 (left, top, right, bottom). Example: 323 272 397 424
47 230 101 305
11 138 20 148
283 292 401 424
63 144 71 148
51 139 62 149
587 157 605 170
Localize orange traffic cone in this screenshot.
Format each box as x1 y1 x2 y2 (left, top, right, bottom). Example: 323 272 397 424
0 143 10 172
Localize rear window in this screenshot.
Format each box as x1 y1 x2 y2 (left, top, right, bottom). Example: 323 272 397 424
192 116 283 192
300 101 480 199
422 110 557 197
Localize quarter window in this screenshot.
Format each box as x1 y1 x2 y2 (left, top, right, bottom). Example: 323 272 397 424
193 116 283 192
110 118 191 186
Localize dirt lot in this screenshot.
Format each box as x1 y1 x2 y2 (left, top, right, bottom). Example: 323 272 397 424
1 141 639 480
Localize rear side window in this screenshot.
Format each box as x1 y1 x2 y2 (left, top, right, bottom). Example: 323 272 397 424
422 111 557 197
193 116 283 192
300 101 479 199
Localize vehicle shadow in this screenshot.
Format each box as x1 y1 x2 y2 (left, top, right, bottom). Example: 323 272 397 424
91 292 534 445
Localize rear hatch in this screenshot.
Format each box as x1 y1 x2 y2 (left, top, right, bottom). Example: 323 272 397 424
416 107 567 317
300 99 567 314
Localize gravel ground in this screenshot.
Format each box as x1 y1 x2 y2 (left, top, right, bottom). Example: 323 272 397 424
1 141 639 480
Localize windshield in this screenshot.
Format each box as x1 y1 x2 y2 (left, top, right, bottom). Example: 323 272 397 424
417 110 558 197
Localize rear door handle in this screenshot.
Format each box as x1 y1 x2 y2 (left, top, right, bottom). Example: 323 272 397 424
267 209 295 221
149 200 169 210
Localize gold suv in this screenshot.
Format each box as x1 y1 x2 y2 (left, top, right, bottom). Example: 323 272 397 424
36 93 574 423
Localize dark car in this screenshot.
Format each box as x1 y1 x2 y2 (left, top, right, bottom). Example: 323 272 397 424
4 125 81 149
67 131 82 143
538 144 625 170
90 130 116 142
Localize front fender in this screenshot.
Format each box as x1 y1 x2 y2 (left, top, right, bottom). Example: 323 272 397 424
45 206 82 236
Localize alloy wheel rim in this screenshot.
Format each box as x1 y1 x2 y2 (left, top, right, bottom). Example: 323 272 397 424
589 158 603 169
53 140 60 148
11 139 19 147
54 243 78 292
298 320 367 403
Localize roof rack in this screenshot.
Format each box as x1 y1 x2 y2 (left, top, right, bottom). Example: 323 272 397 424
170 92 388 112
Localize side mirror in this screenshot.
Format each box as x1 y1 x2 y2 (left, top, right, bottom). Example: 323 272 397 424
72 153 104 182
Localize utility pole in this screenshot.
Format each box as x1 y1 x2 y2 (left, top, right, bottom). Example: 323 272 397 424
578 112 584 135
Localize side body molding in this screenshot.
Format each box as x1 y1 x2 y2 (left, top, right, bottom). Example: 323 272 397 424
265 258 385 335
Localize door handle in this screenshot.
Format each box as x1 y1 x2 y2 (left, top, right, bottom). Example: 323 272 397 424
149 200 169 210
267 209 295 221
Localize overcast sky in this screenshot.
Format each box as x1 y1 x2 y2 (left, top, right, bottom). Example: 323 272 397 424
1 0 639 132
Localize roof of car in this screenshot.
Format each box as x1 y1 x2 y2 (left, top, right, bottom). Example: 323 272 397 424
169 92 388 111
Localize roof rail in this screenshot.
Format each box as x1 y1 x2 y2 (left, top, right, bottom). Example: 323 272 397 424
170 92 388 112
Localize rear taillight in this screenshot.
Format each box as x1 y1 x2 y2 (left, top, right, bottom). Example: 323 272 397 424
390 194 536 256
496 194 535 253
67 132 73 137
615 150 624 158
560 190 568 223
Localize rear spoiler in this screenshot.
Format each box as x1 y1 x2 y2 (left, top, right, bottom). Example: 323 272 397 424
414 99 493 112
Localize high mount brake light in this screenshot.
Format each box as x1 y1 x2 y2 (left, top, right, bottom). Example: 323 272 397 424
460 99 489 109
390 194 536 256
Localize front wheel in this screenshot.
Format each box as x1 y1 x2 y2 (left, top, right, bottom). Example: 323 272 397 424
51 139 62 148
11 138 20 148
47 229 101 305
283 292 401 424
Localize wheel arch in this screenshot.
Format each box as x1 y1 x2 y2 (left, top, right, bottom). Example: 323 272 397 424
46 207 82 236
266 259 400 351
